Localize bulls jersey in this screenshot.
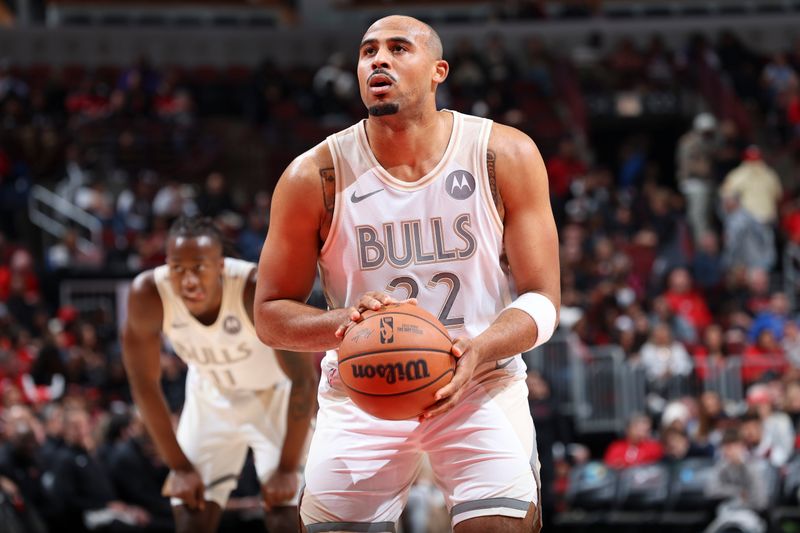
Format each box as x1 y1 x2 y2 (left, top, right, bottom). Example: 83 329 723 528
154 258 287 391
318 110 525 379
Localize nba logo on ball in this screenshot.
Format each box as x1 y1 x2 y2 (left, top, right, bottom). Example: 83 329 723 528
445 170 475 200
379 317 394 344
223 316 241 335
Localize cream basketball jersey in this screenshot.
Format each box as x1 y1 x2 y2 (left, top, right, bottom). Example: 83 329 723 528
154 258 287 391
319 110 525 379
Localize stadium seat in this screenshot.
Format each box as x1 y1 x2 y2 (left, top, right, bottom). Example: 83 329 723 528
565 461 618 510
615 463 670 510
781 455 800 505
666 457 716 511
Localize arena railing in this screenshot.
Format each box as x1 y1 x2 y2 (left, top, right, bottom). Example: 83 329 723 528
526 333 792 434
28 184 102 257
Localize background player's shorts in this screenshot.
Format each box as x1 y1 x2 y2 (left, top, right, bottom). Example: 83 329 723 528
300 360 537 531
173 376 306 508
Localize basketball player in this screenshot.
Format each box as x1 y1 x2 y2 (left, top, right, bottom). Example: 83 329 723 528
122 216 317 533
254 15 560 533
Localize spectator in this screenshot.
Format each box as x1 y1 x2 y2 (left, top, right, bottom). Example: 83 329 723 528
195 172 235 219
107 414 172 532
21 342 66 404
693 324 728 382
691 231 725 297
749 291 793 343
661 426 712 464
695 390 730 449
47 229 105 272
48 406 151 532
547 136 587 204
649 294 697 345
676 112 718 241
721 193 776 272
237 205 269 263
784 320 800 368
640 322 693 396
720 145 783 225
761 52 798 111
746 384 795 468
662 267 713 333
783 380 800 440
526 370 564 520
0 405 48 527
742 329 787 385
604 413 664 468
703 428 769 533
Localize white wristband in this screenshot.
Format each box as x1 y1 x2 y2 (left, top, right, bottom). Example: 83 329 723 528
505 292 558 350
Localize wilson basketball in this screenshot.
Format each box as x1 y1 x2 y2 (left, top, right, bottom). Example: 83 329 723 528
338 303 455 420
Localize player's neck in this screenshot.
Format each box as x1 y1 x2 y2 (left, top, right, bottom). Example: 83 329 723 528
365 109 452 182
191 288 223 326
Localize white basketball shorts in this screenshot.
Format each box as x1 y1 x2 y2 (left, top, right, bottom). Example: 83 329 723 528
300 358 538 532
173 375 305 508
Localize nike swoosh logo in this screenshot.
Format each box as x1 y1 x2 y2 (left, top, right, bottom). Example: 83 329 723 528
495 357 514 370
351 188 384 203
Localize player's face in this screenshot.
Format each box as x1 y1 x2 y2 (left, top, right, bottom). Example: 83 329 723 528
357 21 441 116
166 235 224 317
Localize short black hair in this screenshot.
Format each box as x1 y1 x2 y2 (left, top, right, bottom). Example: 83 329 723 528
168 216 224 246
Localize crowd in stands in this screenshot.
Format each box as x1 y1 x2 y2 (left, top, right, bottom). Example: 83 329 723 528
0 26 799 532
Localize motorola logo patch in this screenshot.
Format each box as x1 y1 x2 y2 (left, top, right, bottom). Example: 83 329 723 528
223 316 241 335
445 170 476 200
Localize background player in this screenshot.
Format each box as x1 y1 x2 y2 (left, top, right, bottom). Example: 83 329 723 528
122 216 317 533
254 15 559 533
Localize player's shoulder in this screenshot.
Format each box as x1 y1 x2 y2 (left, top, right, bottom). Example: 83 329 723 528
282 139 334 185
127 269 164 321
487 121 541 160
224 257 258 284
130 269 158 296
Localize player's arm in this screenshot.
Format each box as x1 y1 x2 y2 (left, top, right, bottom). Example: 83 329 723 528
245 272 317 479
425 124 560 417
122 272 204 509
260 349 317 508
254 146 359 351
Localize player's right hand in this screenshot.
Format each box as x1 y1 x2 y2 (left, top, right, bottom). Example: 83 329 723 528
334 291 417 339
162 467 206 511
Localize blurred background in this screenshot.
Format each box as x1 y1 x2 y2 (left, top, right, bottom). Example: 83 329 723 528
1 0 800 532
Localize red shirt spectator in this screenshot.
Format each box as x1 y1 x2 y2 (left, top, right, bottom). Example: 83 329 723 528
742 329 787 384
693 324 728 381
604 414 664 468
663 267 712 331
546 137 586 198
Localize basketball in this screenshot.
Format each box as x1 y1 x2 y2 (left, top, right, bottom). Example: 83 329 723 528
338 303 456 420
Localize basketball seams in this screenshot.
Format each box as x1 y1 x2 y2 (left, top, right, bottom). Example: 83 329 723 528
338 348 453 365
342 309 452 345
341 368 455 397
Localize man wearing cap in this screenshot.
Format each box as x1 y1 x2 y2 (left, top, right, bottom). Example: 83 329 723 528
720 145 783 225
676 112 721 241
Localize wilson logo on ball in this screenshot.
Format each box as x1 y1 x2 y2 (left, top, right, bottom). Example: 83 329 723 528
351 359 430 384
379 317 394 344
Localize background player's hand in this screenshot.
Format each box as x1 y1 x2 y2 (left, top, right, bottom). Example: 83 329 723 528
162 467 206 511
261 469 299 510
334 291 417 339
420 337 479 420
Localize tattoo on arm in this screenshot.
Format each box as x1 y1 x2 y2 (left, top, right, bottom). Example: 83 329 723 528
282 355 315 420
289 386 314 420
487 149 503 219
320 167 335 214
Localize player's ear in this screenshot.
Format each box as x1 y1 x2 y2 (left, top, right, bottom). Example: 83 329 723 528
432 59 449 84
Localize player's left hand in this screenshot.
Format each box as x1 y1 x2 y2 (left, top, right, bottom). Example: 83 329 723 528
261 469 299 511
419 337 480 420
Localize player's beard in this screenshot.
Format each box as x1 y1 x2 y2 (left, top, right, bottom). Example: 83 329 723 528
368 103 400 116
